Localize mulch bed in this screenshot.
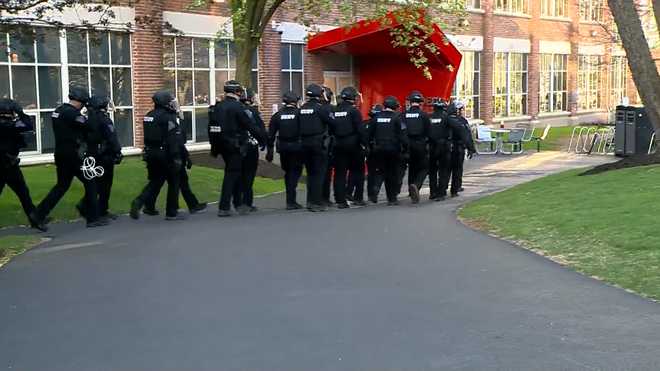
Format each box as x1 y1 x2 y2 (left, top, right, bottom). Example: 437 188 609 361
189 152 285 180
580 154 660 176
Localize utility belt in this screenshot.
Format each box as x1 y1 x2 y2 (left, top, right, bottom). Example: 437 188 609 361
0 152 20 168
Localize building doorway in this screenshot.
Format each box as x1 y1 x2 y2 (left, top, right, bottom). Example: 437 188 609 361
323 71 354 104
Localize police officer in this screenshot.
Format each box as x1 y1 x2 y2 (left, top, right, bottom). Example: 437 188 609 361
0 99 44 231
266 91 303 210
34 87 107 228
209 80 265 217
299 83 335 212
403 91 431 204
368 96 408 206
129 91 186 221
447 100 476 197
77 95 123 220
331 86 367 209
236 88 266 212
427 100 452 201
366 104 384 203
320 85 335 207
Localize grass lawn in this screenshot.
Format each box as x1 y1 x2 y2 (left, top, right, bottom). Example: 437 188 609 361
0 156 284 228
519 125 587 152
0 235 43 267
460 164 660 300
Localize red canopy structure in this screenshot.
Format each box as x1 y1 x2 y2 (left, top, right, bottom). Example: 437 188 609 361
308 14 462 117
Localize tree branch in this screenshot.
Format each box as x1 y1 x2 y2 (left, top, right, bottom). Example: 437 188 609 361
258 0 285 36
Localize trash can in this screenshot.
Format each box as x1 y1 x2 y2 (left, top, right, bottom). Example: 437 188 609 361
615 106 655 157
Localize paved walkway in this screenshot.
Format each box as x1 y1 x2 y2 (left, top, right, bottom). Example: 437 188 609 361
3 152 660 371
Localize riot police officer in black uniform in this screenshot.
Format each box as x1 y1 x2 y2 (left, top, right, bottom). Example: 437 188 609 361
448 100 476 197
0 99 44 231
209 80 265 217
428 100 452 201
368 96 408 206
366 104 383 203
403 91 431 204
130 91 186 221
299 83 335 212
320 86 335 207
77 95 123 219
236 88 266 212
266 91 303 210
331 86 367 209
34 87 108 228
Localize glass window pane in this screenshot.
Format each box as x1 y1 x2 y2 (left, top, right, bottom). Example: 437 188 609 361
215 70 229 97
177 70 193 106
280 44 290 69
176 38 192 68
228 41 236 69
38 66 62 109
195 108 208 142
9 30 35 63
40 114 55 153
280 72 290 96
163 37 175 68
22 120 37 152
193 39 209 68
113 108 133 147
112 67 132 106
291 72 303 97
69 67 89 92
194 70 209 105
163 69 176 95
215 40 229 69
0 34 8 63
0 66 9 99
66 30 88 64
251 51 258 70
111 33 131 65
89 31 109 65
291 44 303 70
12 66 37 109
36 28 60 64
251 71 258 93
182 111 193 141
90 67 110 99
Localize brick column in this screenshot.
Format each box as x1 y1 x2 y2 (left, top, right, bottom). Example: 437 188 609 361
528 1 541 120
304 51 324 88
479 0 495 125
567 0 580 117
131 0 165 148
259 27 282 118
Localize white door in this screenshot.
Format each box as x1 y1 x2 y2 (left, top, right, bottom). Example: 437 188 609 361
323 72 354 105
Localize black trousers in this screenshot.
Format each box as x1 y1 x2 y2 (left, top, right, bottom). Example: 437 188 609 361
219 149 243 211
78 157 114 217
37 154 99 222
0 163 36 219
280 151 303 205
450 146 465 195
333 147 365 204
370 150 401 202
408 140 429 189
134 154 181 217
233 145 258 208
144 166 199 212
366 151 383 200
302 146 327 207
428 142 452 198
322 152 334 203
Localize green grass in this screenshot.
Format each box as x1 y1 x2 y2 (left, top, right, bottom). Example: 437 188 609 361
0 156 284 228
0 235 43 267
460 164 660 300
518 125 587 152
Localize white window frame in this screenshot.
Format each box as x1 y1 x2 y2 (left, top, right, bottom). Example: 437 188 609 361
539 53 568 114
280 42 305 96
494 0 528 15
493 52 528 118
541 0 568 18
451 51 481 119
579 0 604 22
609 56 628 107
578 55 602 111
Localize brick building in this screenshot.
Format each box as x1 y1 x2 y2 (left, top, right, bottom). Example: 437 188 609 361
0 0 652 160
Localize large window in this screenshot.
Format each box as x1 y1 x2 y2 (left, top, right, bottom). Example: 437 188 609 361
451 51 480 119
163 37 258 143
280 43 304 98
0 27 133 154
578 55 602 110
539 54 568 113
580 0 603 22
493 52 528 117
495 0 528 14
542 0 567 17
610 56 628 107
464 0 481 9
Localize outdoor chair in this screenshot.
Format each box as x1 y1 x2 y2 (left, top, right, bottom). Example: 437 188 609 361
475 125 497 154
500 129 525 155
515 123 536 143
531 124 551 152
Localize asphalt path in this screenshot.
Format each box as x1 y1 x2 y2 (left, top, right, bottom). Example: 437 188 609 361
2 154 660 370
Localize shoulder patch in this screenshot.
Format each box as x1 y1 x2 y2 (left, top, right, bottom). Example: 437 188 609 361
75 115 86 124
209 125 222 133
143 116 154 122
51 112 60 118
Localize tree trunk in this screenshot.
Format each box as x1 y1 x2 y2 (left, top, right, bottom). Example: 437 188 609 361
234 37 258 89
608 0 660 131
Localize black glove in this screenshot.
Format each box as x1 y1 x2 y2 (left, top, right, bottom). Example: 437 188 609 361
467 150 476 159
266 147 274 163
186 157 193 169
114 152 123 165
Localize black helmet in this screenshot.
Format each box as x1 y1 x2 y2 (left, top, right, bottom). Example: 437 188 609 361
340 86 358 102
152 91 175 109
432 99 448 111
322 86 334 103
383 96 400 110
369 104 383 118
447 100 465 115
306 83 323 98
282 91 300 105
0 98 16 116
241 88 256 104
224 80 243 95
69 86 90 104
407 90 424 104
88 95 110 111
